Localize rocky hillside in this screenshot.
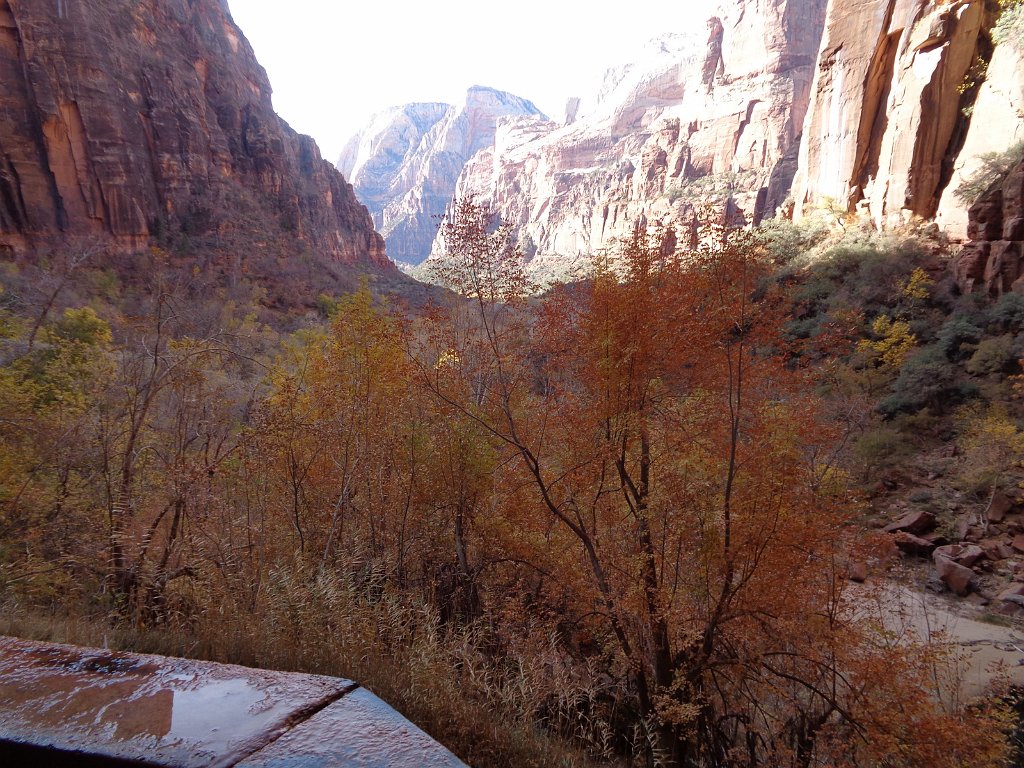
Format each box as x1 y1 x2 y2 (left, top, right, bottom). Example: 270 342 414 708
0 0 389 277
338 87 544 266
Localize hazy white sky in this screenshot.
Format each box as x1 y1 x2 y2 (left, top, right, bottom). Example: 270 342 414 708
226 0 704 163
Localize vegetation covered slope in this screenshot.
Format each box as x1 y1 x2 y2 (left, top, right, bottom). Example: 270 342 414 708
0 200 1016 767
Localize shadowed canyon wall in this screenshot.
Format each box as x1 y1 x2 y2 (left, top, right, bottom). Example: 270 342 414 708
0 0 388 271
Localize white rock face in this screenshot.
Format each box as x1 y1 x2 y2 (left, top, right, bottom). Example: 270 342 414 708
428 0 829 281
935 40 1024 240
338 87 545 265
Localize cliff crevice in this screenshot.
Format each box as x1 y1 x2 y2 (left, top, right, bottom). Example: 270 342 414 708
794 0 1009 231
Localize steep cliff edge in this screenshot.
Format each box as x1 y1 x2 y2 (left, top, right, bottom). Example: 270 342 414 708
937 11 1024 238
0 0 388 273
338 87 544 266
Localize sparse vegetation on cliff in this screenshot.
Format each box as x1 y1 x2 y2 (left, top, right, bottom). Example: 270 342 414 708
995 0 1024 52
955 140 1024 205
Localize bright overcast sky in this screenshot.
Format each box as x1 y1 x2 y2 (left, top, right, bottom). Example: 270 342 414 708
226 0 709 163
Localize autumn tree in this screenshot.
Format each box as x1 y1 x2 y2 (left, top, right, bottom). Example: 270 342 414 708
249 285 435 586
421 200 1007 767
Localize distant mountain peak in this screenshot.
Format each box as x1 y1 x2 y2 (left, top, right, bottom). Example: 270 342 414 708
337 86 546 265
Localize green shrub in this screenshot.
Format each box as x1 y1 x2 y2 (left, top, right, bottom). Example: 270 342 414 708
987 292 1024 332
936 315 984 360
880 345 977 415
966 334 1019 375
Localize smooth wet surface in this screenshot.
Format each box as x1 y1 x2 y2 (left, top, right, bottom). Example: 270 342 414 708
0 636 467 767
0 636 351 767
237 688 467 768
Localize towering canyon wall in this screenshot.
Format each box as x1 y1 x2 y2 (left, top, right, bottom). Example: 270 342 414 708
936 28 1024 238
793 0 1022 236
0 0 388 270
338 87 544 266
430 0 829 279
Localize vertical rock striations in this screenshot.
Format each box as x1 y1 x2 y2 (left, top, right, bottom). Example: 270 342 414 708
792 0 1018 231
338 87 545 267
936 32 1024 239
0 0 388 270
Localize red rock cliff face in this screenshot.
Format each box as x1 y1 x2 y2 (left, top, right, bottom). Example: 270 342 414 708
952 159 1024 295
0 0 388 269
429 0 828 281
793 0 995 228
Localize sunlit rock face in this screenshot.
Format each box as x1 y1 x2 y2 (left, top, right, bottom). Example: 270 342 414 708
0 0 388 269
429 0 828 281
936 38 1024 240
338 87 545 267
793 0 1024 236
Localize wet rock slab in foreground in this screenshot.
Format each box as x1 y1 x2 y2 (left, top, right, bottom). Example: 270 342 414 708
0 636 466 767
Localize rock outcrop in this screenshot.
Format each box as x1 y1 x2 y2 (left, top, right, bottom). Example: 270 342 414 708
952 157 1024 295
429 0 828 280
0 0 388 272
338 87 544 266
792 0 1016 231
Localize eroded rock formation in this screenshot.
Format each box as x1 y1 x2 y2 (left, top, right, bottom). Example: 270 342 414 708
952 158 1024 295
430 0 828 280
0 0 388 271
936 38 1024 238
338 87 544 266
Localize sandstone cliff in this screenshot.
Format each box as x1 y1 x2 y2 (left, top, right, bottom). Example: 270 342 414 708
0 0 388 274
338 87 544 266
937 24 1024 238
430 0 828 280
793 0 1023 235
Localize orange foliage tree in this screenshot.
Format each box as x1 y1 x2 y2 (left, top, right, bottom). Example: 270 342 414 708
418 199 1008 767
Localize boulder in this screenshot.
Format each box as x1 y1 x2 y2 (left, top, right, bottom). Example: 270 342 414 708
956 516 985 542
982 540 1016 561
847 561 868 583
883 510 937 535
933 543 985 568
932 554 974 596
987 491 1014 523
894 532 936 557
997 583 1024 606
